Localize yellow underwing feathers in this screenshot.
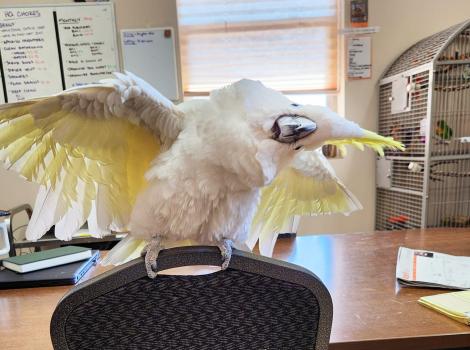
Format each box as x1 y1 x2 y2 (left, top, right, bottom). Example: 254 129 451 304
249 132 404 256
0 72 182 240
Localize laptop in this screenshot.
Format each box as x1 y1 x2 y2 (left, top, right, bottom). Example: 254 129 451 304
0 250 100 289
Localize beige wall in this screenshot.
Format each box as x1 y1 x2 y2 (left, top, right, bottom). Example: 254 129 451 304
298 0 470 235
0 0 182 210
1 0 470 235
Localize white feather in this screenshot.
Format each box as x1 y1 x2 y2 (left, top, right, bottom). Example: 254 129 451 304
259 231 279 257
106 91 117 111
79 97 88 110
97 90 108 104
101 234 145 266
113 71 133 86
54 180 89 240
95 184 113 232
127 85 142 99
87 200 111 237
25 186 56 241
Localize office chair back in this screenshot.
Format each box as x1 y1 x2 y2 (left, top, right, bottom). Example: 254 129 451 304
51 246 332 350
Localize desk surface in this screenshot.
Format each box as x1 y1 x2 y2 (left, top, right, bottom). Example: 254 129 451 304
1 228 470 350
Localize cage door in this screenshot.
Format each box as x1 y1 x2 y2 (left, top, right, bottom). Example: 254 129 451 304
391 76 411 114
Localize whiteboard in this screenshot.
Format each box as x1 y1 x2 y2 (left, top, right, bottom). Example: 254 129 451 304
121 27 179 100
0 3 119 103
55 4 119 88
0 7 63 103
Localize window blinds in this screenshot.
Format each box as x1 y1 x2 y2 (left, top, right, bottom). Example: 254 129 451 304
177 0 338 94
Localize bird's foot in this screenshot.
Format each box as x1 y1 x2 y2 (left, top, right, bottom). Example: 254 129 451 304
141 235 163 279
217 239 233 270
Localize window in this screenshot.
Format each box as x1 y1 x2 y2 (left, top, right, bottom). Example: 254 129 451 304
285 93 327 107
177 0 339 96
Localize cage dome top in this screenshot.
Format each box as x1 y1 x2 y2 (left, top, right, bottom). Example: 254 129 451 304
383 20 470 79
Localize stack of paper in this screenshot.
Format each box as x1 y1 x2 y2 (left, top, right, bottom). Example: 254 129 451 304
396 247 470 290
419 291 470 325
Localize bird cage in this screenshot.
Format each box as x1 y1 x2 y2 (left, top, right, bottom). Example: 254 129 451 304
376 20 470 231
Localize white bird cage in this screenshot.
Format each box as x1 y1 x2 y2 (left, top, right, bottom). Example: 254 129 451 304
376 20 470 231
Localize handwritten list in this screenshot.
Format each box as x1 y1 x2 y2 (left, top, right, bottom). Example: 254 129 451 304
0 3 119 103
56 5 118 88
0 8 63 102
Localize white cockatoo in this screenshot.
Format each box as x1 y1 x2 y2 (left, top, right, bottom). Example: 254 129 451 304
0 72 402 277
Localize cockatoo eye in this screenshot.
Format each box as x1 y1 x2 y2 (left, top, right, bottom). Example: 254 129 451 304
271 114 317 144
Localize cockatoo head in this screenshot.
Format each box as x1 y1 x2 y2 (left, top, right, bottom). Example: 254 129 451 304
212 79 368 149
206 79 401 186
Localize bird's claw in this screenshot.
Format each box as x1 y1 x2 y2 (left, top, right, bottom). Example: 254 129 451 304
218 239 233 270
141 235 163 279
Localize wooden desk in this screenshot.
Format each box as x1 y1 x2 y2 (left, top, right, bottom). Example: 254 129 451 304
1 228 470 350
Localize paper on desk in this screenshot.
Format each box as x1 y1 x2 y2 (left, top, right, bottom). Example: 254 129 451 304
396 247 470 290
419 291 470 325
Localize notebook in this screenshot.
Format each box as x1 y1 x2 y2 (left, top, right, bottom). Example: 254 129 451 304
419 291 470 325
2 246 92 273
0 250 100 289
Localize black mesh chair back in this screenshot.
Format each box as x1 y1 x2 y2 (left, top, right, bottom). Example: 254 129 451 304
51 246 332 350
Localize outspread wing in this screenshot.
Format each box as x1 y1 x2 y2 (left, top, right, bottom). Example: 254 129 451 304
0 71 184 240
247 149 362 256
248 131 404 256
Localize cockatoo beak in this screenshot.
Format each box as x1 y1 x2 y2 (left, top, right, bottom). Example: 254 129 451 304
272 115 317 144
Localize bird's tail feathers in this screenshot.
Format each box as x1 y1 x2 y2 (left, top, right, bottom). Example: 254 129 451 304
101 234 146 266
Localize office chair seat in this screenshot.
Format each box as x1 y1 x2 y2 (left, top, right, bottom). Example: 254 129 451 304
51 246 332 350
